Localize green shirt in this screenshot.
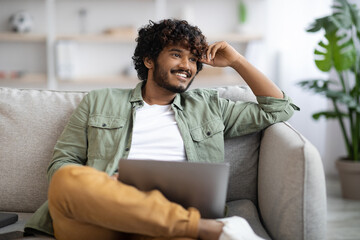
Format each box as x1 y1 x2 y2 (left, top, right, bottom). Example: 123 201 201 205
25 82 299 235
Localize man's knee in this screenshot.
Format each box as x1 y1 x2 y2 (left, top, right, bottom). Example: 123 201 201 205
48 165 86 201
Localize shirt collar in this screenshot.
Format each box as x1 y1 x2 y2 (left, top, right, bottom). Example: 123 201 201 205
129 81 183 111
172 93 183 111
130 82 144 103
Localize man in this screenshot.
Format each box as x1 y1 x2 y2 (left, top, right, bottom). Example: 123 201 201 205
25 19 298 240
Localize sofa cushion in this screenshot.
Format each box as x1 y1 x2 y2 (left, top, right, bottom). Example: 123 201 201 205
0 212 54 239
1 200 268 240
227 199 271 239
0 88 87 212
258 122 327 240
2 199 268 240
224 133 261 203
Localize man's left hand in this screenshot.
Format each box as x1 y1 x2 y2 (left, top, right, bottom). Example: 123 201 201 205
200 41 241 68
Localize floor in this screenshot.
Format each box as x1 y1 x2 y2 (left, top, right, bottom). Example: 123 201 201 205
326 176 360 240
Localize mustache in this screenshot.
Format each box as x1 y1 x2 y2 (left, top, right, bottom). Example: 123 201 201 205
170 69 192 78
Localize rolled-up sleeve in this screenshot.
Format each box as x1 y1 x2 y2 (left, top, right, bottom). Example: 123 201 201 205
220 92 300 138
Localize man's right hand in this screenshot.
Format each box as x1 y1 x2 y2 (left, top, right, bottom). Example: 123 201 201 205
110 173 119 180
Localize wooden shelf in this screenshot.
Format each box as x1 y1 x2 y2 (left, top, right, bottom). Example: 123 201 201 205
56 32 262 44
0 32 46 43
0 31 262 45
57 75 139 90
58 75 137 83
0 73 46 82
57 33 137 43
0 73 47 88
208 33 263 43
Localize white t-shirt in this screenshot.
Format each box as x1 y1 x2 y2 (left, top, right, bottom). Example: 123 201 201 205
127 102 186 161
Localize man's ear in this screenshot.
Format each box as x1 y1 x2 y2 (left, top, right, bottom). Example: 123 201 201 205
144 57 154 69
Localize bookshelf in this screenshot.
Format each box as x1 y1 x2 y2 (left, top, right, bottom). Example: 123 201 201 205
0 0 264 90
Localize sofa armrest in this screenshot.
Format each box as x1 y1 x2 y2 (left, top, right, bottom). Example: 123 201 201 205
258 122 327 240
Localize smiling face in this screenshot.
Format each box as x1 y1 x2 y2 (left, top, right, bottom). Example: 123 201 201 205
146 44 198 93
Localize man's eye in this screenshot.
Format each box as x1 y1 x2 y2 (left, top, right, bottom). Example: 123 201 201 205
172 53 180 58
189 58 198 62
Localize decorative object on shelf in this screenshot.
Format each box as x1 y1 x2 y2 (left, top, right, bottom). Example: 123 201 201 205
298 0 360 199
78 8 88 34
236 0 249 33
103 26 137 36
8 11 34 33
0 70 24 80
56 40 79 80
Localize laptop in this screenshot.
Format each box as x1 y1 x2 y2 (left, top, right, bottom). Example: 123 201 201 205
117 159 229 218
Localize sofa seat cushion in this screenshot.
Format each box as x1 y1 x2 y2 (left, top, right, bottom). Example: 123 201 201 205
227 199 271 240
3 201 271 240
0 212 54 239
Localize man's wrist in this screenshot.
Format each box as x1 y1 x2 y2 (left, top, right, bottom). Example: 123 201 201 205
229 54 244 71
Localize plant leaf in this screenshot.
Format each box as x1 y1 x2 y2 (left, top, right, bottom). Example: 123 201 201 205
331 0 353 29
332 0 360 32
355 48 360 74
338 94 359 109
312 111 347 120
356 105 360 113
298 79 337 93
314 30 356 72
238 1 247 23
332 0 360 73
307 16 334 33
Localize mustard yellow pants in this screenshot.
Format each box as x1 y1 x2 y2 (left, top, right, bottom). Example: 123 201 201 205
48 165 200 240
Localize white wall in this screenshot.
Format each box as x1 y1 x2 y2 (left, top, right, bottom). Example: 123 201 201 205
265 0 335 175
267 0 332 173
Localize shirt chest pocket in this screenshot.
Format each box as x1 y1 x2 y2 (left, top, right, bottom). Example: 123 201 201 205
87 115 127 159
190 119 225 162
88 115 126 129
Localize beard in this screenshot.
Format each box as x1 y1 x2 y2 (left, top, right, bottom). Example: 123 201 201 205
152 61 195 94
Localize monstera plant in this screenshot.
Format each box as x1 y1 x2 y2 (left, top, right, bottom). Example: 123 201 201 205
299 0 360 199
299 0 360 162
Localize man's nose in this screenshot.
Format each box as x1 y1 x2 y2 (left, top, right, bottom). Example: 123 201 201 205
179 57 190 69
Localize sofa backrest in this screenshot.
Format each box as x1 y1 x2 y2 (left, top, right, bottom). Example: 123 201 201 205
215 86 260 204
0 86 260 212
0 88 87 212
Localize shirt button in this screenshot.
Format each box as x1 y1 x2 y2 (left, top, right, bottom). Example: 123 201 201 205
206 131 211 136
102 123 107 127
125 147 130 151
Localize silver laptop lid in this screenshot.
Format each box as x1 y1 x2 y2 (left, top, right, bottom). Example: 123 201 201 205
118 159 229 218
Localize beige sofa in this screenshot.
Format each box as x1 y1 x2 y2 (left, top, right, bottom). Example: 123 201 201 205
0 86 327 240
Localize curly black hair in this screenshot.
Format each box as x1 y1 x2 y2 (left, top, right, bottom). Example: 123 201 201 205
132 19 208 81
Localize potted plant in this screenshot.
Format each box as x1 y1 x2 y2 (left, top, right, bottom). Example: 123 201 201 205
236 0 249 33
298 0 360 200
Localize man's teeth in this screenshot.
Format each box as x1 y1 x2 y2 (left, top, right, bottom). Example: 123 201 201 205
176 73 188 78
